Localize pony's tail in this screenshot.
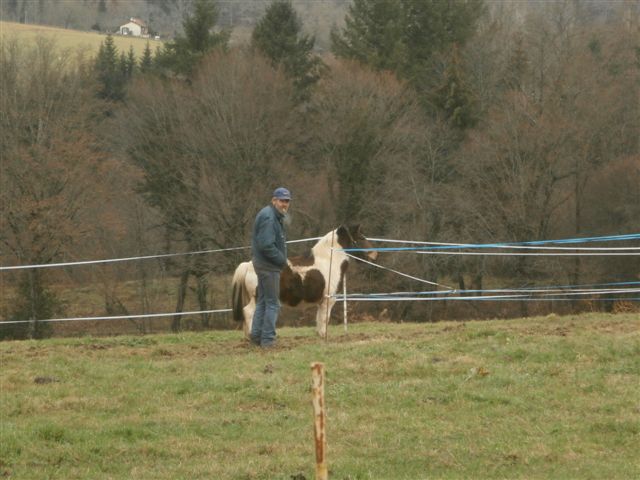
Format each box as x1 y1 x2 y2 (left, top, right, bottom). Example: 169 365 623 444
231 262 250 322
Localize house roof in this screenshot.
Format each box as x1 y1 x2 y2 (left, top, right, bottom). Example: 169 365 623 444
125 17 147 27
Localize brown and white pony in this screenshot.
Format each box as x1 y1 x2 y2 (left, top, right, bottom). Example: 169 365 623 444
231 225 377 338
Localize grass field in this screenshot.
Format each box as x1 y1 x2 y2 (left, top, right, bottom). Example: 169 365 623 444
1 313 638 479
0 21 254 57
0 21 162 57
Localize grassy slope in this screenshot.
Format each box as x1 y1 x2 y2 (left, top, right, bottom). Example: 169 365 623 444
0 21 162 57
1 313 639 479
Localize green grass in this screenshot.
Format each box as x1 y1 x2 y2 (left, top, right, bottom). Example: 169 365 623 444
1 313 639 479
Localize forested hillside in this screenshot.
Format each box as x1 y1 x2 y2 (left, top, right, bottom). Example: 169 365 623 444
1 0 634 49
1 0 638 338
0 0 350 48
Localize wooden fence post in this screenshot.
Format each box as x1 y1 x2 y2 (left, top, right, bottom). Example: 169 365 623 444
311 362 328 480
343 274 348 332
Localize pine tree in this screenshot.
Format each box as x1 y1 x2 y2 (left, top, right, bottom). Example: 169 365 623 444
332 0 484 119
432 45 477 130
252 0 323 102
330 0 405 72
156 0 229 76
183 0 226 53
401 0 484 71
140 42 154 73
126 46 136 78
119 51 128 77
332 0 484 81
95 34 126 101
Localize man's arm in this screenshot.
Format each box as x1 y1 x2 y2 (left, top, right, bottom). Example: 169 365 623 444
255 215 286 268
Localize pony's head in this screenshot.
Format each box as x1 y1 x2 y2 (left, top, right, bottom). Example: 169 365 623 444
336 224 378 262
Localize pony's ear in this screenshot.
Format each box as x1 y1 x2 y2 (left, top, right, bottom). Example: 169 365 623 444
336 225 350 248
353 224 361 234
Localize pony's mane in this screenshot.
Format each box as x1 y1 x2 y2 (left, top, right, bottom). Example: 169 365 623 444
312 229 339 252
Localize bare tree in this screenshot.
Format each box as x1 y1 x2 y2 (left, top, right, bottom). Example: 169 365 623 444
0 39 105 336
447 4 639 316
310 59 423 227
453 88 575 316
116 49 300 330
561 25 639 285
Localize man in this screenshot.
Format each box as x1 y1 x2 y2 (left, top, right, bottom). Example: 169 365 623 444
250 187 291 348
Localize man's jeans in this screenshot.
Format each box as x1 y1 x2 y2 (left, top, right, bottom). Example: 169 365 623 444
251 268 280 347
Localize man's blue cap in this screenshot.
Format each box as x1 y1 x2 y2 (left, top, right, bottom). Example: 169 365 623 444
273 187 291 200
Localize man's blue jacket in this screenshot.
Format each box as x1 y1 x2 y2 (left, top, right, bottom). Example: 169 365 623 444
251 204 287 272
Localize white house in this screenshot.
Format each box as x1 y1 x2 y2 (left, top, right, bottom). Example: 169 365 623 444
119 18 148 37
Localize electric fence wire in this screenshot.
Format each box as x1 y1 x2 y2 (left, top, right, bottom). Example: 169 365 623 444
366 232 640 249
0 236 322 271
2 233 638 325
339 234 639 303
1 309 232 325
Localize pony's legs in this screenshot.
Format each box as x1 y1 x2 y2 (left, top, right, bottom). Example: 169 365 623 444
315 298 336 338
243 298 256 339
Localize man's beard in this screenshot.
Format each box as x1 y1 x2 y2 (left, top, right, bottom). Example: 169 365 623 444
282 212 292 227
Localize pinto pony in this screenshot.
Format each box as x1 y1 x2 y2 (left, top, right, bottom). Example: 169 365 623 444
231 225 377 338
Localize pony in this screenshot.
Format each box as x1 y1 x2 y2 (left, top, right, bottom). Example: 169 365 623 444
231 225 378 338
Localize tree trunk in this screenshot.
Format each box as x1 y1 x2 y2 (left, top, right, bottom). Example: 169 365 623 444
472 272 483 292
457 273 466 292
137 263 150 334
172 269 190 332
196 274 210 328
572 166 582 312
27 269 38 339
516 257 529 317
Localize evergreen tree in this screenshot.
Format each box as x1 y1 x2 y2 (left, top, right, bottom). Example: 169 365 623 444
95 34 126 101
332 0 484 121
119 51 128 77
183 0 225 53
126 46 136 78
330 0 405 72
140 41 154 73
432 45 477 130
332 0 484 82
252 0 323 102
156 0 229 76
401 0 484 76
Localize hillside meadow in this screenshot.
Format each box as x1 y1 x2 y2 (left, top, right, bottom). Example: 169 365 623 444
0 21 254 57
0 21 161 57
1 313 638 479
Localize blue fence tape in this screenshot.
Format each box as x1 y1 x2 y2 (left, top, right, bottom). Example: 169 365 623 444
337 296 640 302
345 233 640 252
360 281 640 296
